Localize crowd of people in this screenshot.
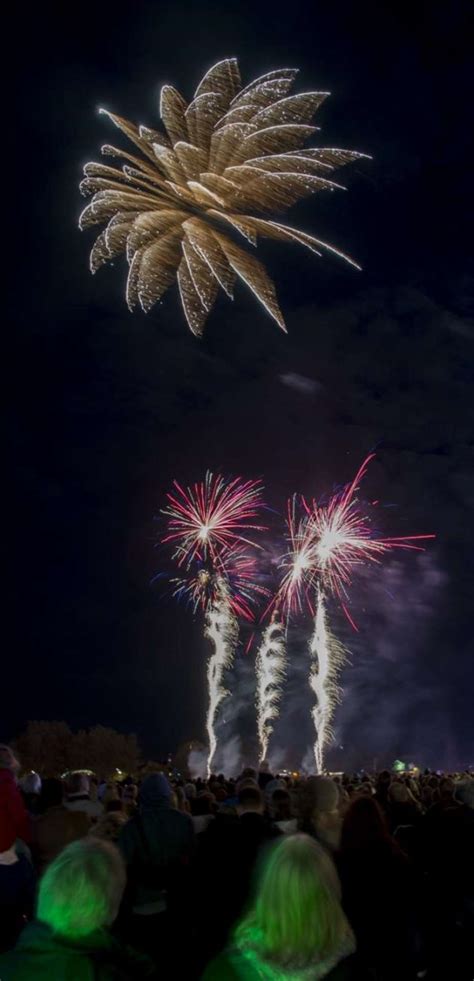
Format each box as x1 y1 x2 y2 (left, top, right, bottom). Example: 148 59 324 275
0 741 473 979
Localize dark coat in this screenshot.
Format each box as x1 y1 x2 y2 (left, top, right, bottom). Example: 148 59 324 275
118 774 195 910
0 920 156 980
337 841 422 978
0 856 36 953
193 811 281 966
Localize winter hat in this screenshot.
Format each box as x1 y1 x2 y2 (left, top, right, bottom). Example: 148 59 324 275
139 772 172 808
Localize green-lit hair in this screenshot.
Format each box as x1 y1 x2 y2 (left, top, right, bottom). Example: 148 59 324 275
235 833 347 970
37 838 125 938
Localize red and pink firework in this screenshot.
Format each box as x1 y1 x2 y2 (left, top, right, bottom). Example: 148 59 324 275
171 544 269 622
162 471 266 571
276 454 435 626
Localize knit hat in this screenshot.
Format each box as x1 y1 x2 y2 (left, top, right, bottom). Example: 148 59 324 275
139 772 172 808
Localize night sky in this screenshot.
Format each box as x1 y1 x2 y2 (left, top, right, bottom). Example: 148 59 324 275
6 0 473 769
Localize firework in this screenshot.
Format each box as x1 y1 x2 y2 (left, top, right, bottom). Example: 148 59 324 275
204 576 238 777
79 57 368 335
309 454 435 615
309 586 346 773
171 543 268 621
255 610 287 764
162 471 265 569
274 496 318 619
305 454 434 771
162 472 265 775
254 499 314 760
272 456 434 772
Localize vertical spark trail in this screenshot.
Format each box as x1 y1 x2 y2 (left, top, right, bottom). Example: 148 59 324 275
309 586 346 773
255 615 287 764
162 472 266 774
204 577 238 777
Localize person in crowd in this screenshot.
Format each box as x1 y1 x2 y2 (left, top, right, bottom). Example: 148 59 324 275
117 773 195 961
0 748 36 952
19 773 42 817
102 782 120 808
98 778 108 801
203 833 358 980
173 784 190 813
191 791 215 834
422 778 474 980
106 798 125 814
64 772 103 820
386 780 422 834
0 746 31 852
184 781 197 812
424 776 455 818
373 769 392 814
90 810 129 843
298 776 342 852
32 777 90 875
89 775 100 802
0 839 156 979
194 783 282 972
240 767 258 783
257 762 274 792
269 787 297 834
122 783 138 817
337 795 423 980
262 776 285 811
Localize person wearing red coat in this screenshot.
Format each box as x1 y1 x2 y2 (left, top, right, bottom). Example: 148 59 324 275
0 745 34 951
0 746 31 852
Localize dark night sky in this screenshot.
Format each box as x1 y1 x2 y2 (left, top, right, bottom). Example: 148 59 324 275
6 0 473 768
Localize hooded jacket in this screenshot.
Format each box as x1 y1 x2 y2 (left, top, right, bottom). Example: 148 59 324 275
118 773 194 910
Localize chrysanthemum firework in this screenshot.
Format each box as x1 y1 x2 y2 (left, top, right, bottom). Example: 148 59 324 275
79 58 368 334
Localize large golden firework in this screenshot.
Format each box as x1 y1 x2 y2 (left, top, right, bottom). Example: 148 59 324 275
79 58 367 335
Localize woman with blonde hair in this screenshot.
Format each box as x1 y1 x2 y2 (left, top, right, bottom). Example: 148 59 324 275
0 839 156 979
203 834 358 980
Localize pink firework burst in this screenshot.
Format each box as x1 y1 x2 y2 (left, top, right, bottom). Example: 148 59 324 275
274 496 318 620
272 454 435 628
172 544 269 622
162 471 266 568
307 454 435 627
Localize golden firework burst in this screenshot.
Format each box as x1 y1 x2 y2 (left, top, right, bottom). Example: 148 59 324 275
79 58 368 335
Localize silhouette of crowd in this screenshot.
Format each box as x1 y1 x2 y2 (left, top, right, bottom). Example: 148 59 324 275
1 742 473 979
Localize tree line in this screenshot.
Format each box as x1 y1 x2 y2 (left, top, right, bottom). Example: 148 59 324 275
13 721 141 778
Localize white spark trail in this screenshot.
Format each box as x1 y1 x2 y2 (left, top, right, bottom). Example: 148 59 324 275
255 617 287 764
309 586 347 773
204 576 238 777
